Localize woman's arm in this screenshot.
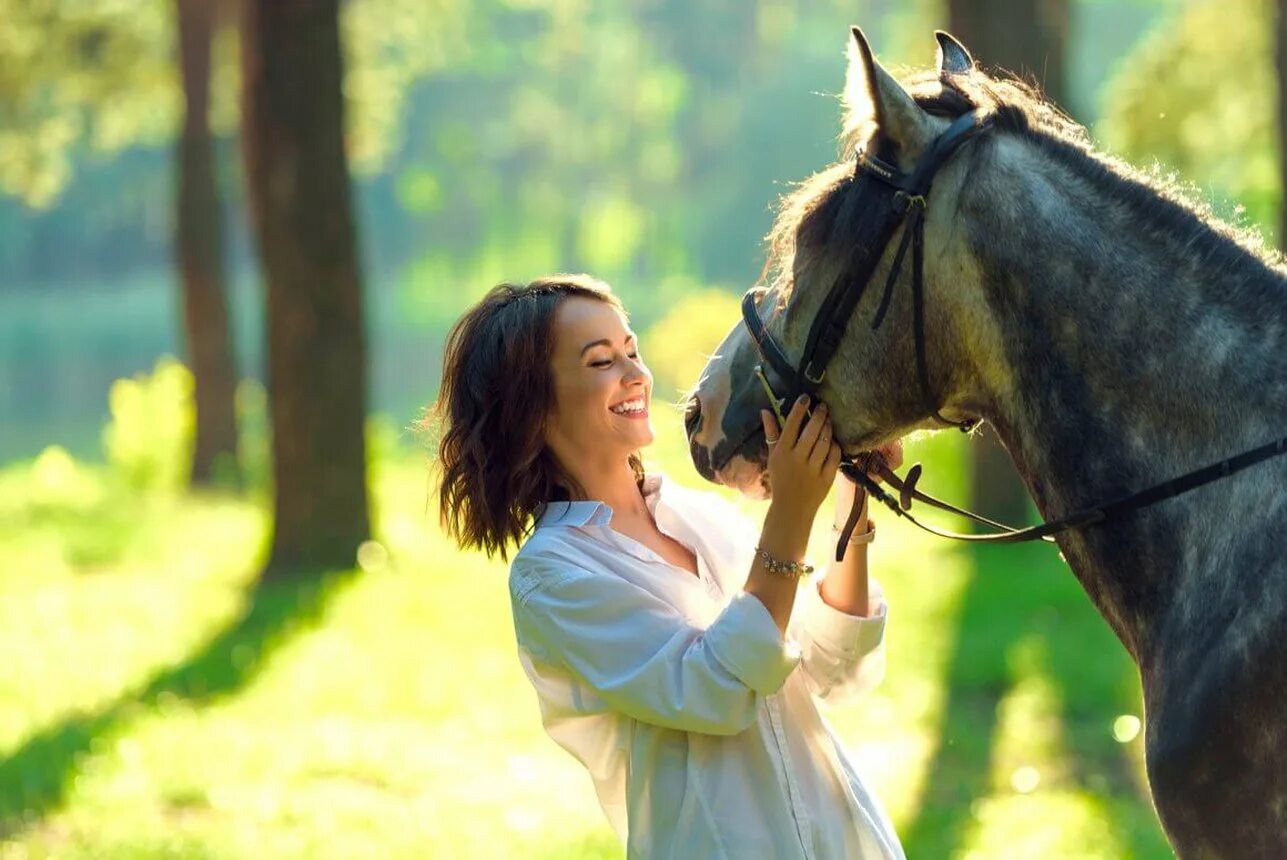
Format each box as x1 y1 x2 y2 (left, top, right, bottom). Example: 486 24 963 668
512 555 800 737
819 479 872 616
744 395 844 634
743 499 818 634
786 476 888 705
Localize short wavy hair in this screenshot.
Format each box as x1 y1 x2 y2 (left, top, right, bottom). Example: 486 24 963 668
427 274 645 560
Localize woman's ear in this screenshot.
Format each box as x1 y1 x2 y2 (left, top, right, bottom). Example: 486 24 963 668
843 26 937 163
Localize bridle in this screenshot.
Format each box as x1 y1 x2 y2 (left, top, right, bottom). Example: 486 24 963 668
740 107 1287 561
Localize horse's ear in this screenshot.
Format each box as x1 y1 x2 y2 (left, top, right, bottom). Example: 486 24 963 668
934 30 974 76
844 26 936 159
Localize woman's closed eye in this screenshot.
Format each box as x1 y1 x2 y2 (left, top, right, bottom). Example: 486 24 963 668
590 352 640 368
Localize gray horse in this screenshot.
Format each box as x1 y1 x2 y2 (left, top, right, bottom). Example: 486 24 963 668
686 27 1287 858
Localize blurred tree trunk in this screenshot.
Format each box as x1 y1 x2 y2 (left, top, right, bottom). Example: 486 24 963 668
949 0 1069 527
176 0 239 485
240 0 371 574
949 0 1070 110
1277 0 1287 246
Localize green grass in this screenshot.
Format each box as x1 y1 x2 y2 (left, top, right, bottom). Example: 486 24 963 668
0 424 1173 858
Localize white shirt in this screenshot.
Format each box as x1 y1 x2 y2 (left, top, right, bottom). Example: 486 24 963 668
508 472 904 859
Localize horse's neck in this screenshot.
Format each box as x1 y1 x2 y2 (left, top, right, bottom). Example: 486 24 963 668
971 180 1287 660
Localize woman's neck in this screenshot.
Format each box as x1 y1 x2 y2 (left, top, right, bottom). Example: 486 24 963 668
565 458 648 520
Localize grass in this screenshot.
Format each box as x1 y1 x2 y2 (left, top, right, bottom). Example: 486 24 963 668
0 422 1174 858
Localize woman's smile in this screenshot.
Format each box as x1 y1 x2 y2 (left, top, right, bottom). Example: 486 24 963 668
609 396 649 419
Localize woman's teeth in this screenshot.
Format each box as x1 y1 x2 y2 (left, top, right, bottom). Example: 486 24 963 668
610 399 646 415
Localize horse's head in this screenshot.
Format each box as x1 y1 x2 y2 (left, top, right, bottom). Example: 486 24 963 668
687 27 1054 498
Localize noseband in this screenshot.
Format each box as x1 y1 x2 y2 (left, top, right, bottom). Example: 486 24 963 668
739 108 1287 561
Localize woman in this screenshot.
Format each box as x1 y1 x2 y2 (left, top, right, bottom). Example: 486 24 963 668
434 274 904 859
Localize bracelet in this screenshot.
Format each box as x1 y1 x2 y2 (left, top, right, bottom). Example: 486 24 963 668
831 518 876 545
754 546 815 579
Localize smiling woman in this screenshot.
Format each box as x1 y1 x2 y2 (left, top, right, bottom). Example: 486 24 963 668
429 273 909 858
430 274 648 561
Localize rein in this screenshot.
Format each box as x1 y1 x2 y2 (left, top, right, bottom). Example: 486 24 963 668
740 108 1287 562
843 437 1287 551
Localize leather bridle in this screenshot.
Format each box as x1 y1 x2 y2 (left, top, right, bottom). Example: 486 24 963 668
740 108 1287 561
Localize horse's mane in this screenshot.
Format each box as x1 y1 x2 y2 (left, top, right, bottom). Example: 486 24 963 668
764 67 1285 302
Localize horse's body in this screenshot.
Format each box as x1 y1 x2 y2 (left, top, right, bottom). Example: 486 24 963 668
686 29 1287 857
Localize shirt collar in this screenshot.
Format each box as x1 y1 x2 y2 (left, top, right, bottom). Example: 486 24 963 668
533 472 666 529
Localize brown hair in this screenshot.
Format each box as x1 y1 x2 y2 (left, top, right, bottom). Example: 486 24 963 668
427 274 645 560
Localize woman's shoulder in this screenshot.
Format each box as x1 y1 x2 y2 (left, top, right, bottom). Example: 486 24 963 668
508 531 604 604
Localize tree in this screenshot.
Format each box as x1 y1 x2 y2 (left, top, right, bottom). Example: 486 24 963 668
1101 0 1276 238
176 0 239 485
240 0 370 574
948 0 1070 527
948 0 1070 111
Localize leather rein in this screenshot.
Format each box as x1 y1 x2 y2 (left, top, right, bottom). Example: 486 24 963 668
741 109 1287 561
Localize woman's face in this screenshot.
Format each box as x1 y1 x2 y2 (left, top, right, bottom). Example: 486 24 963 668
544 296 654 467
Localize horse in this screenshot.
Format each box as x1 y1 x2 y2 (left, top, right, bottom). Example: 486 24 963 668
684 26 1287 858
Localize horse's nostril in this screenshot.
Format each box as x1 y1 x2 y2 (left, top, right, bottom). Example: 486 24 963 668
684 395 702 436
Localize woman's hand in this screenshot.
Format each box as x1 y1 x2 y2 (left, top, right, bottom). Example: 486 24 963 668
761 395 842 523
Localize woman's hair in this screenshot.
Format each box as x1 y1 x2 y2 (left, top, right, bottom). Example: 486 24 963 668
428 274 645 560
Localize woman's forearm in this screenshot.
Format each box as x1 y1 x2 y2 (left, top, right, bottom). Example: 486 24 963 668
819 491 872 617
744 501 815 635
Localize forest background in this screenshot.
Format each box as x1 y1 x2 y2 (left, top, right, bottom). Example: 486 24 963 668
0 0 1277 856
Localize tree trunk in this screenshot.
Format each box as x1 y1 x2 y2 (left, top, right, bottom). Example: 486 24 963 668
948 0 1070 109
949 0 1068 527
240 0 371 574
176 0 239 485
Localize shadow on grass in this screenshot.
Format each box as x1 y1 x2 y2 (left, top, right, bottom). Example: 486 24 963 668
0 564 359 839
901 541 1167 857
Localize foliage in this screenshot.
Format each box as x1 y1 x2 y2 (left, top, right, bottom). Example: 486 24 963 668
393 0 941 335
102 357 196 494
341 0 472 173
1099 0 1277 237
0 446 132 570
0 0 176 206
640 286 743 405
0 0 466 208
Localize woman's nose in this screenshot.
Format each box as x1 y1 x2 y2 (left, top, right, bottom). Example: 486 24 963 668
624 357 649 383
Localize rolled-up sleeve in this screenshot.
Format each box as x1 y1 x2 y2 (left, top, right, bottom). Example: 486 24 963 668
512 557 801 736
790 576 888 706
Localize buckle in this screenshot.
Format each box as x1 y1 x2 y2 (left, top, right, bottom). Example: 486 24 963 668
803 361 826 385
892 190 926 213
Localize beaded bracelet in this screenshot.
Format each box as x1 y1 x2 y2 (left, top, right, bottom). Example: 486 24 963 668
754 546 815 579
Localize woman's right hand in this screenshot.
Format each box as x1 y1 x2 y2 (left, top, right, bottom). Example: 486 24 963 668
761 395 843 525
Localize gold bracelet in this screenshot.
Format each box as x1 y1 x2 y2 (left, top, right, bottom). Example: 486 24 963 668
754 546 815 579
831 518 876 545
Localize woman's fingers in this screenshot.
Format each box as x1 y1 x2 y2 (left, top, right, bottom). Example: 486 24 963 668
778 394 811 448
822 440 843 481
797 402 828 460
761 410 780 446
807 415 833 469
